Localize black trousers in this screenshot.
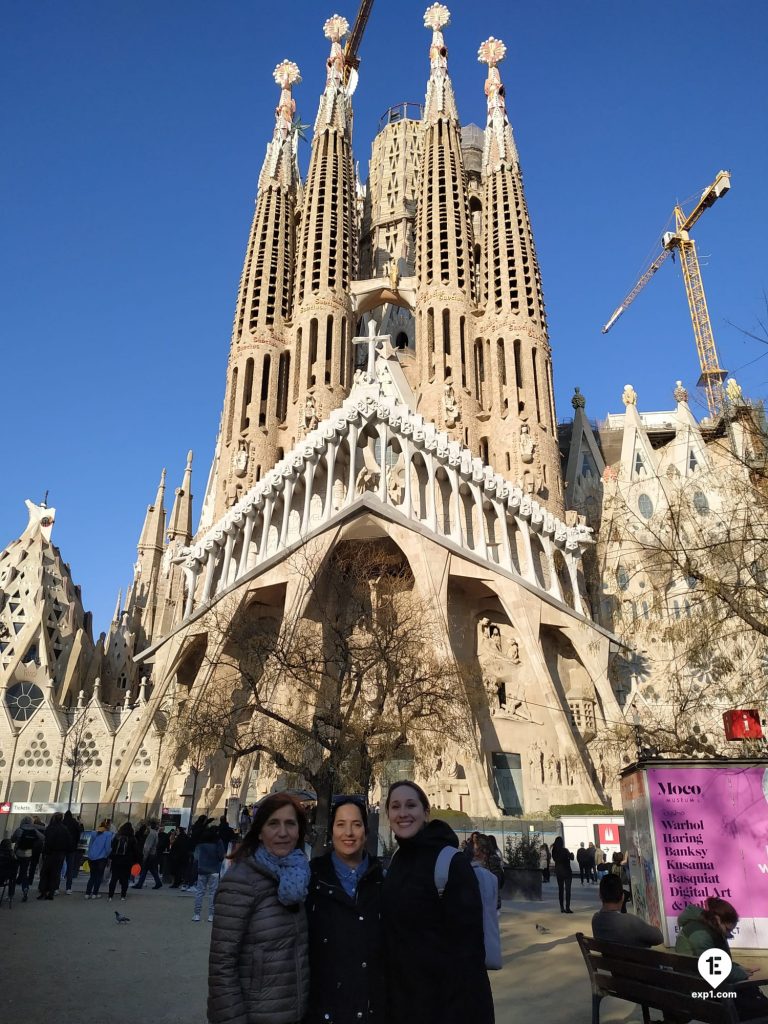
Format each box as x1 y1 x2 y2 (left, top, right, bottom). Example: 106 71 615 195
557 873 572 910
38 852 65 896
108 861 132 897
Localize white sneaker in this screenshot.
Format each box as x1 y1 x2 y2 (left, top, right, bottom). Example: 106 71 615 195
192 914 201 922
85 894 91 900
207 913 214 923
107 896 113 901
93 894 102 899
120 896 127 901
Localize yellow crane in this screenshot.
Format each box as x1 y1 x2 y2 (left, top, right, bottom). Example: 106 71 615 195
602 170 731 418
344 0 375 82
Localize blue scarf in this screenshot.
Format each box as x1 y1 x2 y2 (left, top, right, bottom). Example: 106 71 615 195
253 846 310 905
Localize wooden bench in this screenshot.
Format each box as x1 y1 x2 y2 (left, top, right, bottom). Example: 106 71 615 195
576 932 768 1024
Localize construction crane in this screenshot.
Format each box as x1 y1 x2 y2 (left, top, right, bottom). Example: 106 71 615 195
344 0 375 81
602 170 731 418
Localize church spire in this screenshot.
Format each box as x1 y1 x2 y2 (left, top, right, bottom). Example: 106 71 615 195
290 14 357 426
208 61 303 522
422 3 459 124
478 37 519 174
414 4 475 430
137 469 166 559
167 450 194 545
474 36 562 512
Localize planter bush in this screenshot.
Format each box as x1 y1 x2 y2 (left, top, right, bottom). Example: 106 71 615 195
503 866 542 900
504 832 543 900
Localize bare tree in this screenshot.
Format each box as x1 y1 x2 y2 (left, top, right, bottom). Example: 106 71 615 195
172 539 475 845
63 710 95 809
595 406 768 758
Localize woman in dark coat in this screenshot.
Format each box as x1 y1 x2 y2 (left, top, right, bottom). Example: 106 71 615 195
382 781 494 1024
306 798 385 1024
108 822 139 900
208 793 310 1024
550 835 574 913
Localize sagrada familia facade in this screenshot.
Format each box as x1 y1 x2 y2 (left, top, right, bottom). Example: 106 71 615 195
1 6 762 824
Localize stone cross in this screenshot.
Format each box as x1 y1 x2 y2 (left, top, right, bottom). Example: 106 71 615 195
352 318 393 379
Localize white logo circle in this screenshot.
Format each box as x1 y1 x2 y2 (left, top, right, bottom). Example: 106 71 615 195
697 948 732 989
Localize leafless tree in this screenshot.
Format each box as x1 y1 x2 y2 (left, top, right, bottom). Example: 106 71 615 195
595 405 768 759
172 538 475 845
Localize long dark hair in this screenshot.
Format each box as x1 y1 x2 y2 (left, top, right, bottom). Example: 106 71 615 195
232 793 307 861
701 897 739 931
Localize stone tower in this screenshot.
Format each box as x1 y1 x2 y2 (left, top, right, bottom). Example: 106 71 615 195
289 14 357 427
208 59 302 523
414 4 476 433
475 38 561 510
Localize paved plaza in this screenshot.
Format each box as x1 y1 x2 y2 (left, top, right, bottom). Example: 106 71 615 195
3 874 767 1024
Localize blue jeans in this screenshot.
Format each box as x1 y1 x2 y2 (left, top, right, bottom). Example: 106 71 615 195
194 872 219 917
86 858 107 895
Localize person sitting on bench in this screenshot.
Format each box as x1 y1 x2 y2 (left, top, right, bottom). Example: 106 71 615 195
592 872 663 947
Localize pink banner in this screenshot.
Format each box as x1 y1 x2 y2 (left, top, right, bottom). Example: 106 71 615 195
647 765 768 948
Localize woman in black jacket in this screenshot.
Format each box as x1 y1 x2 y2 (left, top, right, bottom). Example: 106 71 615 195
382 781 494 1024
108 822 139 900
551 836 574 913
306 798 385 1024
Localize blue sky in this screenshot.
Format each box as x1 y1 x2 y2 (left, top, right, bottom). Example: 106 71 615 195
2 0 767 634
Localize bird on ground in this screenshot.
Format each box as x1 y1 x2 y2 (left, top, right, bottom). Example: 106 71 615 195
114 911 131 924
535 923 550 934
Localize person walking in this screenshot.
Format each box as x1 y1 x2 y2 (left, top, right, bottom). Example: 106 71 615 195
585 842 597 883
38 812 73 900
471 835 502 967
551 835 574 914
28 816 46 887
208 792 310 1024
382 780 494 1024
132 820 162 889
108 822 139 901
84 821 113 899
576 842 587 885
238 804 251 837
62 810 83 894
218 815 237 850
0 838 18 904
306 798 386 1024
192 822 225 923
10 815 45 902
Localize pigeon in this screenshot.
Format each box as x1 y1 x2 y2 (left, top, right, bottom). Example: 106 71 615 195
114 911 131 924
535 923 550 934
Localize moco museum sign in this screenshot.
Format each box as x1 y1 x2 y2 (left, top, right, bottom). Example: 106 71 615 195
621 759 768 949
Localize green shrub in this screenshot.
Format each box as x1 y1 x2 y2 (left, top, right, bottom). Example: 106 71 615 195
505 832 541 869
548 803 611 817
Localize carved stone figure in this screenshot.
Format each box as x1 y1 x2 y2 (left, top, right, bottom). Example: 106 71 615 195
386 258 400 290
443 380 460 428
302 394 319 433
232 441 249 478
355 466 380 495
519 424 535 464
622 384 638 407
477 616 525 715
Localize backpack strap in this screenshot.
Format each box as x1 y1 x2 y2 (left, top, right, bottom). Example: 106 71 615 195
434 845 460 896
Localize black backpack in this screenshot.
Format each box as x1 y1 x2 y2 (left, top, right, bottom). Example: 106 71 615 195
16 829 37 852
113 836 129 858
